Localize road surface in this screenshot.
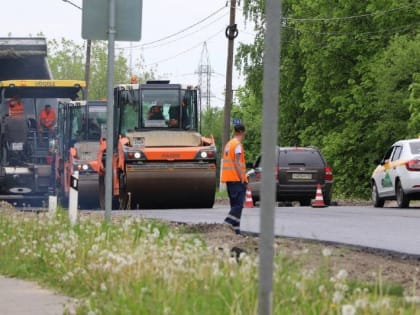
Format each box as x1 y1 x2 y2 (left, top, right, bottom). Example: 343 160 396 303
108 205 420 256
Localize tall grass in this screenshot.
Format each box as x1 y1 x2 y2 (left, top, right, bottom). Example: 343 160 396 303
0 205 418 314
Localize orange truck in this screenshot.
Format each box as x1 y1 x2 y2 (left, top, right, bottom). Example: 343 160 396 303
98 80 217 209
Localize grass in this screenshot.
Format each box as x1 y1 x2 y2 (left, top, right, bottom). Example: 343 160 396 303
0 205 419 315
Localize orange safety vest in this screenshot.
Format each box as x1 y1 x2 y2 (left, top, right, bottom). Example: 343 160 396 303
40 108 56 128
221 138 248 183
9 102 24 117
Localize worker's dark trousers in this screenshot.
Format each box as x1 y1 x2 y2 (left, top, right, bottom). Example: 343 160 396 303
224 181 247 232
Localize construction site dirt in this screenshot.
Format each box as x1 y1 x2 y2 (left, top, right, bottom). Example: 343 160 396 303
178 221 420 293
182 197 420 293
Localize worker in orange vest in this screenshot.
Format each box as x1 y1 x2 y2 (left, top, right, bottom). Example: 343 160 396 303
8 96 25 117
38 104 57 136
221 124 248 235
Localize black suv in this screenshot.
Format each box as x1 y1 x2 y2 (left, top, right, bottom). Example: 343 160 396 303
247 147 333 206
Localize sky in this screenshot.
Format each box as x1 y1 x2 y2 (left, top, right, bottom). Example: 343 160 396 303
2 0 256 108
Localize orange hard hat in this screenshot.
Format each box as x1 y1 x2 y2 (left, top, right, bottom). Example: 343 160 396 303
130 76 138 84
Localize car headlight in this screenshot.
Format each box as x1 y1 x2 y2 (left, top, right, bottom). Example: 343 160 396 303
76 163 90 171
127 151 142 159
196 148 217 160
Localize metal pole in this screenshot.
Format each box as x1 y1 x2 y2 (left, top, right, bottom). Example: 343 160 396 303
61 0 91 99
105 0 116 221
258 0 281 314
222 0 237 148
85 39 92 100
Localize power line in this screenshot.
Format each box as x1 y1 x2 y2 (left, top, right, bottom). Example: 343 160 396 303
283 2 420 22
121 5 226 51
117 12 229 51
143 28 223 67
279 21 420 50
282 20 420 37
61 0 81 10
117 25 252 53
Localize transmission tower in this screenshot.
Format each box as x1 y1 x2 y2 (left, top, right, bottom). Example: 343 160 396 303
196 42 213 111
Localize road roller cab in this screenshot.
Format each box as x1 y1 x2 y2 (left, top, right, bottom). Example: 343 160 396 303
98 80 217 209
55 100 107 209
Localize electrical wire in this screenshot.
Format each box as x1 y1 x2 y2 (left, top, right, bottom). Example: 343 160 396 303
282 20 420 37
140 6 226 47
117 12 229 51
279 21 420 50
283 2 420 22
143 28 223 67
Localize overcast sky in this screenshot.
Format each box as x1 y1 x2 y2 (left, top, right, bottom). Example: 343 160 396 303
2 0 255 107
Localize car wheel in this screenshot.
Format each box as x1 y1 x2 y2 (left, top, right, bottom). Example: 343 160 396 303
396 180 409 208
372 181 385 208
323 196 331 206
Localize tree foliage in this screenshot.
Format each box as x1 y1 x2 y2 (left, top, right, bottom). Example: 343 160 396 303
47 38 155 100
236 0 420 198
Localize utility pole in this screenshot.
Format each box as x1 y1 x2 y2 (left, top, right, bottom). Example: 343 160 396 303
85 39 91 99
222 0 239 148
62 0 91 100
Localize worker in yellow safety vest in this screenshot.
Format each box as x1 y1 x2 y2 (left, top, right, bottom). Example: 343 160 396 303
220 124 248 235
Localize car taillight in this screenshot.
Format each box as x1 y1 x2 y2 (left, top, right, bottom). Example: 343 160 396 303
405 159 420 171
324 165 333 181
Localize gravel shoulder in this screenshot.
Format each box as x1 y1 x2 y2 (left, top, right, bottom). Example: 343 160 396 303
178 222 420 292
179 197 420 293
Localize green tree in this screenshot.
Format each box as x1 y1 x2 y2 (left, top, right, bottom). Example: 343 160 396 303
48 38 155 100
88 41 130 99
237 0 420 198
48 38 85 80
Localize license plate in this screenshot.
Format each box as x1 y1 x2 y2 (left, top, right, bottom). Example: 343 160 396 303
292 173 312 180
11 142 23 151
133 137 145 148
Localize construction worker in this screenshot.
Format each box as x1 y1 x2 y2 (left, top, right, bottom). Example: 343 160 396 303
8 95 24 117
147 104 164 120
38 104 57 136
167 98 190 129
221 124 248 235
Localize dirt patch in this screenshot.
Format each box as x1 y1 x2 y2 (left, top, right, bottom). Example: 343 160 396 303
177 222 420 293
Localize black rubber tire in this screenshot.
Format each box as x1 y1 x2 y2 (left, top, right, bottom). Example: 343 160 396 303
99 175 121 210
99 175 105 209
396 180 409 208
371 182 385 208
300 198 311 206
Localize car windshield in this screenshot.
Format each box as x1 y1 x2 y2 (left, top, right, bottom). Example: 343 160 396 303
279 150 324 167
87 105 107 140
